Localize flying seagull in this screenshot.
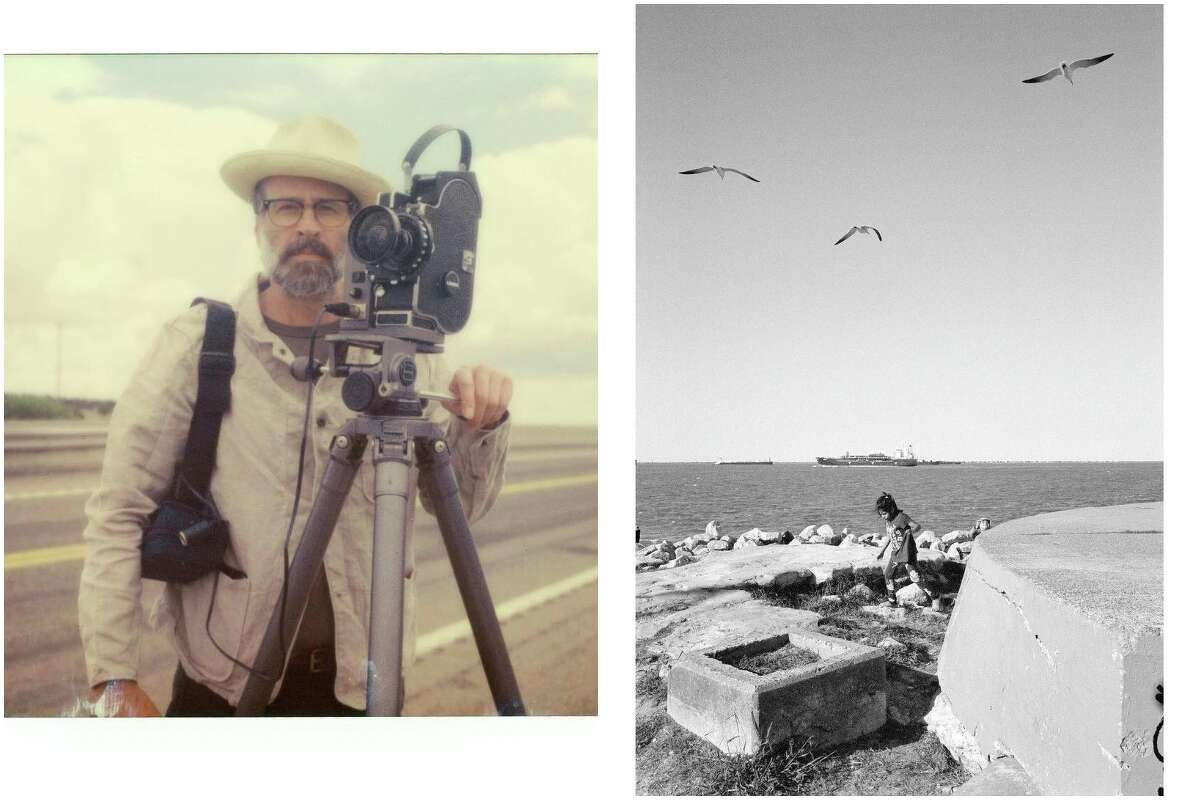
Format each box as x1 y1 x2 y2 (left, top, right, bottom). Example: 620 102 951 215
1023 53 1114 84
834 226 883 246
679 165 760 183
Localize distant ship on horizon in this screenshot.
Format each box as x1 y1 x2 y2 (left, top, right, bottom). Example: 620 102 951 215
714 457 773 465
817 444 918 467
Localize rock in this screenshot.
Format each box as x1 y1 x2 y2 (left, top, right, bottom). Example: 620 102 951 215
789 533 810 545
848 584 876 602
799 524 818 540
947 542 974 560
709 539 732 551
646 551 670 565
941 529 972 546
638 545 661 557
740 527 763 543
757 530 788 545
862 604 908 622
896 583 931 607
692 546 709 558
878 636 906 652
732 538 752 550
924 693 989 774
754 569 813 590
819 594 843 604
838 534 860 547
924 549 947 563
816 523 835 538
916 531 940 549
666 552 695 568
720 535 735 544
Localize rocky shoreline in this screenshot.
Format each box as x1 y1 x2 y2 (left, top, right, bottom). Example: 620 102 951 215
637 519 988 573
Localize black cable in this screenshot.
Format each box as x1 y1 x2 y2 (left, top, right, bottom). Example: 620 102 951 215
199 304 340 690
277 306 327 675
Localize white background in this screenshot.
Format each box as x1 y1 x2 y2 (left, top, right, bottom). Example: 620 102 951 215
2 1 1195 798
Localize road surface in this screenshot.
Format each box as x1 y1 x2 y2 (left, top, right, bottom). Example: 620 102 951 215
4 423 597 717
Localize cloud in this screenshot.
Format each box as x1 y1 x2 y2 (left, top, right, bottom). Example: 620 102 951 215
5 67 276 398
4 59 597 425
524 86 576 112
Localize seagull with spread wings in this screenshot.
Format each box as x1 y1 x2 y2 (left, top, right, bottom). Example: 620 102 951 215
1023 53 1114 85
678 165 760 183
834 226 883 246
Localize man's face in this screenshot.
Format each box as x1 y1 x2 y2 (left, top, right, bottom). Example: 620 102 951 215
254 175 355 301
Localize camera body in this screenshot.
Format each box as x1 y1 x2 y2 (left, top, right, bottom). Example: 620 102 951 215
345 169 481 336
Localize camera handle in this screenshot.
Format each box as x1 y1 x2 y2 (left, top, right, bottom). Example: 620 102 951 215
234 413 525 716
401 125 472 189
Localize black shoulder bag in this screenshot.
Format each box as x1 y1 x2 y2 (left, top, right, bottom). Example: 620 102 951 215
139 298 245 584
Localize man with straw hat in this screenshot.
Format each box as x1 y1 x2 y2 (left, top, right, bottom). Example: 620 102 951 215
79 116 512 716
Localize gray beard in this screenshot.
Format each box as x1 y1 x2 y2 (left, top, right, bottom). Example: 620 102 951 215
271 255 342 301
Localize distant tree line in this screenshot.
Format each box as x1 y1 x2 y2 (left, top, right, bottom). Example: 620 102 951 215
4 394 115 420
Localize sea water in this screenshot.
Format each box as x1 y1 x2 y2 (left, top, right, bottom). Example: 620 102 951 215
635 461 1163 545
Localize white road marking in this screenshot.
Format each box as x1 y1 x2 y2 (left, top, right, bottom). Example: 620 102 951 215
414 566 597 658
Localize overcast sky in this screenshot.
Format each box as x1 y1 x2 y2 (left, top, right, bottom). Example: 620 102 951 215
5 54 596 425
637 4 1161 462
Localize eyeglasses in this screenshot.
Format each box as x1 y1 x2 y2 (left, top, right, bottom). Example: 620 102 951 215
259 198 357 228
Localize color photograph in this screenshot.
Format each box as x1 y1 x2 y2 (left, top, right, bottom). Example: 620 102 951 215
5 53 597 717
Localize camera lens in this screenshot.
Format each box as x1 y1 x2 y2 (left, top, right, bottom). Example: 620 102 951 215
348 206 399 264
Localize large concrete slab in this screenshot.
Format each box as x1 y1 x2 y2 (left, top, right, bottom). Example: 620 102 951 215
938 502 1162 795
636 542 946 599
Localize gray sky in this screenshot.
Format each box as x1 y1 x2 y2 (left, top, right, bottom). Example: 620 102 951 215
637 4 1161 461
5 54 596 424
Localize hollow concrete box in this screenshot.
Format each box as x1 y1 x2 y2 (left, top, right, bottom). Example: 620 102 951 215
937 503 1163 795
667 630 886 756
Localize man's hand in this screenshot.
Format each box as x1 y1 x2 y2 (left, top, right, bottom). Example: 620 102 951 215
88 679 161 717
443 365 513 431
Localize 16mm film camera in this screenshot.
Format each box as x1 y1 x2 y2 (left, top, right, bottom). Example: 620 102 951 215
345 125 480 339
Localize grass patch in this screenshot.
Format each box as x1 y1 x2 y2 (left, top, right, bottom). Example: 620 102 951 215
718 643 820 675
636 579 966 794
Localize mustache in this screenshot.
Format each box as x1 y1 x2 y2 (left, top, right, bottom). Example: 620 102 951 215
282 237 334 262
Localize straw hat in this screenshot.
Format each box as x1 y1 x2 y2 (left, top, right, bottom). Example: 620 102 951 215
220 116 390 206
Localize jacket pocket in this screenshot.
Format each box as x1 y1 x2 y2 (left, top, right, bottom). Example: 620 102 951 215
174 571 253 684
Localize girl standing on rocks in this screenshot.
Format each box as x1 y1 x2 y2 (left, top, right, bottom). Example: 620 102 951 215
874 492 937 607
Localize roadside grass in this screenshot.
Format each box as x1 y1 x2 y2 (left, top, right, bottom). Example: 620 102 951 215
4 394 80 420
635 578 969 795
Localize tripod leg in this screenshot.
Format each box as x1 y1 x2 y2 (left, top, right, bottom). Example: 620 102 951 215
366 434 416 716
416 437 526 716
235 431 365 716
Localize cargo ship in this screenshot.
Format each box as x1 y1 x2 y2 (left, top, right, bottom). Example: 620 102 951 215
817 445 918 467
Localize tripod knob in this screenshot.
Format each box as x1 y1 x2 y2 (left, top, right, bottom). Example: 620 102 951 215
343 371 379 411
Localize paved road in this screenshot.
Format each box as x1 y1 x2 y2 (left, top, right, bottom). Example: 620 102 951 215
3 425 597 717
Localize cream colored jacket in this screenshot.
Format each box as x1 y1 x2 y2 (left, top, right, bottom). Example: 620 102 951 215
78 274 509 709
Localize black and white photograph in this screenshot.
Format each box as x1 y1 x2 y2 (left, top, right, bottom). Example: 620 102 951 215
635 4 1163 794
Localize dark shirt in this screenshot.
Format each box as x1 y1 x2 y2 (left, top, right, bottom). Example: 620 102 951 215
263 315 341 655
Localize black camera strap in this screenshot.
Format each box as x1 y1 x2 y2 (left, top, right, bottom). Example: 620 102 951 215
174 298 236 510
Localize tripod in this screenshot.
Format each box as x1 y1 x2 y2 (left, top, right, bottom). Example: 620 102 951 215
235 330 525 716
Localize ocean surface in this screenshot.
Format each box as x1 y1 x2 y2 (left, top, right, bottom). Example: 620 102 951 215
636 462 1163 545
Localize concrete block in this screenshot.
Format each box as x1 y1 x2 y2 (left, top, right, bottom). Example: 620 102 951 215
938 503 1162 795
667 629 886 755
